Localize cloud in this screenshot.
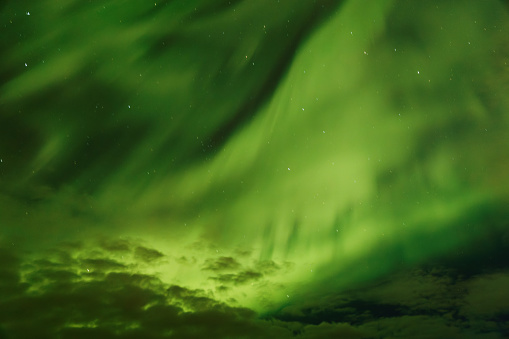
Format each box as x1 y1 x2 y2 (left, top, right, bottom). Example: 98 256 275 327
299 322 374 339
254 260 281 275
2 241 509 339
361 315 464 339
462 272 509 318
0 244 280 338
201 257 283 287
80 258 127 271
24 268 80 286
134 246 165 263
0 247 28 300
271 265 509 338
167 285 219 312
99 239 132 253
202 256 241 272
175 255 197 265
347 267 466 314
210 270 263 285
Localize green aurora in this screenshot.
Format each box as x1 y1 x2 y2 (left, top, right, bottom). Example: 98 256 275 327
1 0 509 338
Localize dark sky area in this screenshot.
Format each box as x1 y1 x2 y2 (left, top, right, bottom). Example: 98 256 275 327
1 0 509 338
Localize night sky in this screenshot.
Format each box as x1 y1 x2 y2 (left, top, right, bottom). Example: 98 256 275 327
1 0 509 338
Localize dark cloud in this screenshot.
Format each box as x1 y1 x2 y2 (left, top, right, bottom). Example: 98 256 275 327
0 247 28 300
80 258 127 271
202 256 241 271
234 247 253 257
24 268 80 286
202 258 283 286
167 285 220 312
210 270 263 285
134 246 165 263
361 315 464 339
216 285 230 293
1 242 509 338
99 238 132 253
255 259 282 275
43 248 78 266
272 266 509 338
175 255 197 265
461 273 509 319
0 245 280 339
298 322 373 339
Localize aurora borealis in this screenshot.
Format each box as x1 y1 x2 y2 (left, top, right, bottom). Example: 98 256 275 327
1 0 509 338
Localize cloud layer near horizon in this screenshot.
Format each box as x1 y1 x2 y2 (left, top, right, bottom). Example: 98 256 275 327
1 238 508 338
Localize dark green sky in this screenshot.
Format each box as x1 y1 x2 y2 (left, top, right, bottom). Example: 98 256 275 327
1 0 509 338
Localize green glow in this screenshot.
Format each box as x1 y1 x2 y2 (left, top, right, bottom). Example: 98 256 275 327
1 0 508 337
